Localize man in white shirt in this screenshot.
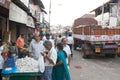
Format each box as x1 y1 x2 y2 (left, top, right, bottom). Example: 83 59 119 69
56 35 62 44
29 34 46 79
45 33 55 48
62 38 71 68
67 34 74 57
40 40 57 80
29 34 45 60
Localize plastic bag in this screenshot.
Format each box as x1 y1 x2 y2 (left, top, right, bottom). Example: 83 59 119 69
38 56 45 73
2 66 19 74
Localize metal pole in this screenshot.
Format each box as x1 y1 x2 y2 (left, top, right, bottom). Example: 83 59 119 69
49 0 51 32
101 3 104 26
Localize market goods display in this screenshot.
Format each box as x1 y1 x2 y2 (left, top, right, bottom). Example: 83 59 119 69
16 56 39 72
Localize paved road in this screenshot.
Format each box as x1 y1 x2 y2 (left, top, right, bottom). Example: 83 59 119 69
70 49 120 80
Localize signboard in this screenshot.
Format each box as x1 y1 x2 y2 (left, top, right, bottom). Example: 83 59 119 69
0 0 5 4
20 0 29 7
27 16 35 28
9 2 27 24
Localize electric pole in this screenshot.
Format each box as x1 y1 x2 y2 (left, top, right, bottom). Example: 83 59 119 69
49 0 51 33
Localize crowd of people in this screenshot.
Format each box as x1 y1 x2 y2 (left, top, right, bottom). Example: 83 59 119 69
0 32 74 80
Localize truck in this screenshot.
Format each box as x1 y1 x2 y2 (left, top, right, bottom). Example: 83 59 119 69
73 18 120 58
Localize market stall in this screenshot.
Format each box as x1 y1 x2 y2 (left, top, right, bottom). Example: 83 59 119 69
2 56 43 80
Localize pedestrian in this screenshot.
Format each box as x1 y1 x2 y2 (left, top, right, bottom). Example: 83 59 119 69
27 33 34 45
0 52 4 80
67 34 74 57
16 34 25 49
5 51 16 67
0 42 9 60
40 34 44 41
51 35 56 44
29 34 46 79
45 33 55 47
62 38 71 69
52 43 71 80
40 40 57 80
16 34 26 58
0 42 6 55
56 35 62 44
9 41 18 59
29 34 45 60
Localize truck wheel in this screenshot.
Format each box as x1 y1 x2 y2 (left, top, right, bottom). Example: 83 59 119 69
82 47 90 59
117 53 120 57
82 53 91 59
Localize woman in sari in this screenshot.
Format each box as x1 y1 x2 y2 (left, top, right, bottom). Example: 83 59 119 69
52 43 71 80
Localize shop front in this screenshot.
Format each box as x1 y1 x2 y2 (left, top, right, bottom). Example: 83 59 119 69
0 0 9 42
9 2 28 41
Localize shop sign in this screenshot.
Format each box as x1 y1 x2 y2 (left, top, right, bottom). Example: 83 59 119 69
9 2 27 24
0 0 5 4
27 16 35 28
20 0 29 7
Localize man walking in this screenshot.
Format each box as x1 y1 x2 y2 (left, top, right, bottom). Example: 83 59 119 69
62 38 71 68
67 34 73 57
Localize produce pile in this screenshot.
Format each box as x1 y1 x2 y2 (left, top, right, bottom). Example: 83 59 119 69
15 56 39 72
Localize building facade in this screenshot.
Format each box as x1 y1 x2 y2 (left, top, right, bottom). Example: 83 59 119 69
0 0 10 42
0 0 46 42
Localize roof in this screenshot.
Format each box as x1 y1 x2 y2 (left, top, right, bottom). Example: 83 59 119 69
34 0 45 9
73 18 98 27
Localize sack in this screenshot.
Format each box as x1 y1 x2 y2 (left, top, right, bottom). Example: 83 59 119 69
38 56 45 73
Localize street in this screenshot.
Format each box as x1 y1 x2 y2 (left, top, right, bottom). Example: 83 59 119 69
70 49 120 80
